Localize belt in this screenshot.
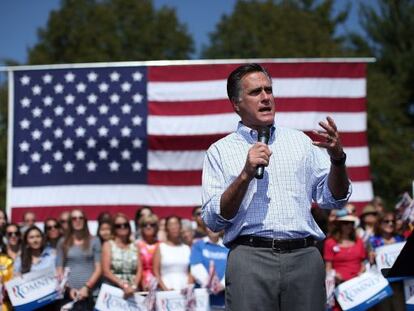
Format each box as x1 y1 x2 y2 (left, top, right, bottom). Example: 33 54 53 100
232 235 315 252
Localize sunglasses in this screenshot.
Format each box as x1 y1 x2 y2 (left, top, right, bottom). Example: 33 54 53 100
141 223 157 228
382 220 395 225
59 219 68 224
115 223 130 229
46 224 59 231
71 216 85 221
7 231 20 237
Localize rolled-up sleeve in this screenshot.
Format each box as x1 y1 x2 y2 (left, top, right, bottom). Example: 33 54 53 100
201 145 235 232
310 146 352 209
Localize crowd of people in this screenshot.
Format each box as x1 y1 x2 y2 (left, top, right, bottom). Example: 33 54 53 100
0 196 412 311
0 206 228 311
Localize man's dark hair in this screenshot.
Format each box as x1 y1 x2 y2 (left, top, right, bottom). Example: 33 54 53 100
227 63 272 103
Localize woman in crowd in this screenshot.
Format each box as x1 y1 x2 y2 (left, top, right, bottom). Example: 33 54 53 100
357 204 378 244
44 218 62 250
5 224 21 261
56 209 101 310
58 211 70 236
102 213 141 297
134 206 153 240
13 226 55 275
181 219 195 247
97 219 113 244
136 214 159 291
324 215 366 302
368 211 405 311
153 216 192 291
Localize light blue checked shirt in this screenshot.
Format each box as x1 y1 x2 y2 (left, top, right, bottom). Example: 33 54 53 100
201 122 351 246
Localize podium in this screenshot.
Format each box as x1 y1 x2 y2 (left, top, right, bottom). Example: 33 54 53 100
382 231 414 278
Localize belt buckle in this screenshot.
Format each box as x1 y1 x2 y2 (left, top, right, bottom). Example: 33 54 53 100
272 239 283 252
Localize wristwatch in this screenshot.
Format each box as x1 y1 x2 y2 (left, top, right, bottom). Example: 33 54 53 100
330 152 346 166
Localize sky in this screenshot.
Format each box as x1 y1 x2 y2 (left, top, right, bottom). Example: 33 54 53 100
0 0 372 66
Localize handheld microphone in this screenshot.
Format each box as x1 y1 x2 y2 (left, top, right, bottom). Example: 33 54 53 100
255 127 270 179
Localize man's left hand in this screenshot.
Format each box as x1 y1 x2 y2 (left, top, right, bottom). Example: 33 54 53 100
312 116 344 159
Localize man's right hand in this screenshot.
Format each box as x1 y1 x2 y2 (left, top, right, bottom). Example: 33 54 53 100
243 142 272 178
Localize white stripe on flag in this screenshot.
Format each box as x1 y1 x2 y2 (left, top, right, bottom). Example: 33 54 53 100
148 78 366 101
349 181 374 202
9 185 202 207
148 112 367 135
148 147 369 171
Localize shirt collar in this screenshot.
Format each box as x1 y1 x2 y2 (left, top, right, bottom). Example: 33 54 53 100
203 236 225 247
236 121 276 144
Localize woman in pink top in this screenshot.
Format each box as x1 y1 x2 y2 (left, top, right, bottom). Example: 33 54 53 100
136 214 159 290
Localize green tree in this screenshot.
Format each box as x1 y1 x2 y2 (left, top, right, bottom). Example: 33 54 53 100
202 0 348 58
350 0 414 204
28 0 194 64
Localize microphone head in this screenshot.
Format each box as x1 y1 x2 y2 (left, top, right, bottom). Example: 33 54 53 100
257 126 270 144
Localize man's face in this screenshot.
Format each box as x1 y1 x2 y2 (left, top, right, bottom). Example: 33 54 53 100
233 71 275 130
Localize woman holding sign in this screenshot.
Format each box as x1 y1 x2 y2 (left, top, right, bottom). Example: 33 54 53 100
368 211 405 311
324 214 366 311
56 209 102 311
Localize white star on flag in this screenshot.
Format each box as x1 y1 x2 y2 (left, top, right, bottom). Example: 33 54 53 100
32 85 42 95
43 96 53 106
31 152 41 162
20 97 31 107
41 162 52 174
31 129 42 140
87 161 97 172
19 141 30 152
42 74 53 84
110 71 120 81
132 161 142 171
18 164 29 175
132 71 143 81
121 82 131 92
54 83 64 94
87 71 98 82
65 94 75 104
98 82 109 93
20 75 30 85
54 106 64 116
20 119 30 129
65 72 76 83
109 160 120 171
76 82 87 93
53 151 63 161
132 93 143 103
109 137 119 148
64 161 74 172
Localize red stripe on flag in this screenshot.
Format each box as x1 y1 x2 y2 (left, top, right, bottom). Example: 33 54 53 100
348 166 371 181
148 170 201 185
149 132 367 151
149 63 365 81
149 98 366 116
11 205 196 222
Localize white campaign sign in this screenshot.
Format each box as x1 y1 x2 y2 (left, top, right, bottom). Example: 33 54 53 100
404 278 414 310
375 242 406 273
335 270 392 311
94 283 147 311
5 267 60 311
156 288 209 311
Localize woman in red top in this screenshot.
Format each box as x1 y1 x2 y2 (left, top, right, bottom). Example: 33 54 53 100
324 214 367 310
324 214 366 284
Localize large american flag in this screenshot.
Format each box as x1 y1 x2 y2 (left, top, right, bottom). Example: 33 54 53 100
7 59 373 221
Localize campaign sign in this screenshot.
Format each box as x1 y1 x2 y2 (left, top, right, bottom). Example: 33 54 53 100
375 242 406 273
404 278 414 311
4 267 60 311
156 288 209 311
94 283 146 311
335 271 393 311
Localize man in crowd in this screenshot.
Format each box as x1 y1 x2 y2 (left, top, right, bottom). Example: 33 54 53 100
202 63 351 311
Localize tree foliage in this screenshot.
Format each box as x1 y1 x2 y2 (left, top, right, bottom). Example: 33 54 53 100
28 0 194 64
202 0 348 58
349 0 414 204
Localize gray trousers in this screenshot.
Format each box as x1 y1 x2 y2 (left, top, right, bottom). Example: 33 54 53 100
225 244 326 311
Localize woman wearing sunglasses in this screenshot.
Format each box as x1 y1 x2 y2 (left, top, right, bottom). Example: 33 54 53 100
56 209 101 310
44 218 62 250
136 214 159 290
5 224 21 261
102 213 141 297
